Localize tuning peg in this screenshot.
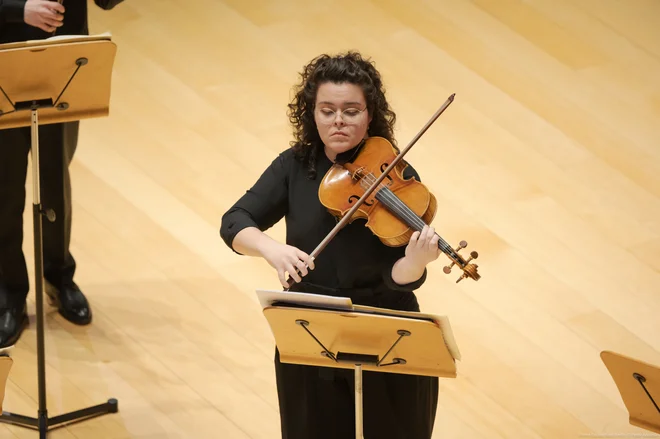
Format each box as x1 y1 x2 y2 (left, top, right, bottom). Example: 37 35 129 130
444 241 465 274
445 241 481 281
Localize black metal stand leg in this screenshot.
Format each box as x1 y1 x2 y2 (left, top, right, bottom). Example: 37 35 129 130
0 107 118 437
0 399 118 432
633 372 660 414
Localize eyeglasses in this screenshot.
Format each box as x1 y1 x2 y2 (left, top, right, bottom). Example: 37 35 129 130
315 106 367 125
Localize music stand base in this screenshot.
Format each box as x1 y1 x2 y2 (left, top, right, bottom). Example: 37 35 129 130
0 398 118 435
0 108 119 438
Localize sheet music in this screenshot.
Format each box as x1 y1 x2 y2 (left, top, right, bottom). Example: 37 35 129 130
256 289 353 311
0 33 112 51
40 32 112 43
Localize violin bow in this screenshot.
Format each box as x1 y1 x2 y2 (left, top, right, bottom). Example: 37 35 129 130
52 0 64 36
285 93 477 289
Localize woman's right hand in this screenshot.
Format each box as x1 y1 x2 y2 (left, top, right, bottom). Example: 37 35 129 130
260 241 315 288
24 0 65 33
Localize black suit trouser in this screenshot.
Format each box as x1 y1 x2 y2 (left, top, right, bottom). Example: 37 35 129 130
0 121 78 307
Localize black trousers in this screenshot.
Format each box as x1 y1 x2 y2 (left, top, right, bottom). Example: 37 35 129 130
0 121 79 307
275 284 439 439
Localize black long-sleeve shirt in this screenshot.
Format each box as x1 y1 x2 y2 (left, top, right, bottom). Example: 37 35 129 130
0 0 123 44
220 144 428 309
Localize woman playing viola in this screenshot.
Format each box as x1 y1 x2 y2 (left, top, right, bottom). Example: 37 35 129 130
220 51 442 439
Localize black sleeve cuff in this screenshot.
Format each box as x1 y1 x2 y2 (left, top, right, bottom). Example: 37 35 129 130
219 208 259 255
382 264 427 292
2 0 26 23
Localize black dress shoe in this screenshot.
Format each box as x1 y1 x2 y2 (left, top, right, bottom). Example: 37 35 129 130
45 281 92 326
0 304 28 349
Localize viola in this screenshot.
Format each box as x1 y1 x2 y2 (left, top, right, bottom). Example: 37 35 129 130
319 136 438 248
318 135 479 283
285 94 480 288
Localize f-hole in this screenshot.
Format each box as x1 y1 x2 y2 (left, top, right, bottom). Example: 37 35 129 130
349 195 373 206
381 163 393 183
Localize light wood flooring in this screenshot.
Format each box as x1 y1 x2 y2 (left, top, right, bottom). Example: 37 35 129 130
2 0 659 437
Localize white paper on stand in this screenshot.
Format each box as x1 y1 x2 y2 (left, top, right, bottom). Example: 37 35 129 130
256 289 353 311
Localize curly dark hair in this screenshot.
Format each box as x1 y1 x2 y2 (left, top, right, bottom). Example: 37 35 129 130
287 51 397 179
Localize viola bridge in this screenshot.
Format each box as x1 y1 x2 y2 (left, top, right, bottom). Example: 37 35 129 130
350 166 367 181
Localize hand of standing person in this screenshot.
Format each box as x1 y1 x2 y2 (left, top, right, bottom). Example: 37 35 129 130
24 0 64 33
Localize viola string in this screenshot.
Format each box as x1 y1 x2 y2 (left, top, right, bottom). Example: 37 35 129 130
354 170 421 229
357 171 453 253
358 172 426 231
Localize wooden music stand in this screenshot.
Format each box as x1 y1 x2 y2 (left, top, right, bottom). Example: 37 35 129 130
601 351 660 434
257 290 461 439
0 34 118 438
0 355 12 414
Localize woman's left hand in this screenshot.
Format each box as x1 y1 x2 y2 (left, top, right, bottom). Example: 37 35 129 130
405 225 441 269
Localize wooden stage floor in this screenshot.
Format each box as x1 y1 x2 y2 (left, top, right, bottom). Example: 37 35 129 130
2 0 659 437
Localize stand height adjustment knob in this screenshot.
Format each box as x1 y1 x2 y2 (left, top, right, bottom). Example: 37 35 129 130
41 208 56 222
